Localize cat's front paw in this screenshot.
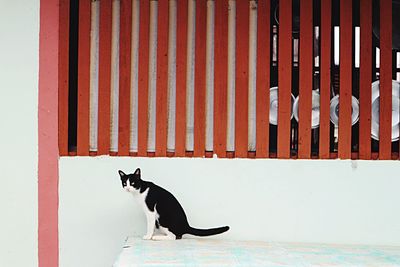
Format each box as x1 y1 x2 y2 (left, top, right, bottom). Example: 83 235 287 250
142 234 152 240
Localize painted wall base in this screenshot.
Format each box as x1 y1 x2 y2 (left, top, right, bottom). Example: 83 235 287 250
60 157 400 267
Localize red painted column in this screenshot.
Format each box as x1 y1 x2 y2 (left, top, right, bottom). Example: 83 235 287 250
39 0 59 266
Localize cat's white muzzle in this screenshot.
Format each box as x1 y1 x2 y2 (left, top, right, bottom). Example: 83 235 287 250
124 186 134 192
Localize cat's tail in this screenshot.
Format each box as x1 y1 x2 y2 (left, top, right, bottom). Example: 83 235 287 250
186 226 230 237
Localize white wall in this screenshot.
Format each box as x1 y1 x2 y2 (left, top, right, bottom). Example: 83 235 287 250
0 1 39 267
60 157 400 267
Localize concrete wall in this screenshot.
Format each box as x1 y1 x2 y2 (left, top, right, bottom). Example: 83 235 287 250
0 1 39 267
60 157 400 267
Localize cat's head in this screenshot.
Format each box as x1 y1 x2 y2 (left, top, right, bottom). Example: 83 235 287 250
118 168 141 192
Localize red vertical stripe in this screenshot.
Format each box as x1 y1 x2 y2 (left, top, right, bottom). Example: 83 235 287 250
256 0 270 158
175 0 188 157
359 0 372 159
118 0 132 156
277 0 292 158
338 0 352 159
138 0 150 156
39 0 59 265
214 0 228 158
77 0 91 156
235 0 249 158
379 0 392 159
155 0 169 157
98 0 112 155
319 0 331 159
298 0 313 158
58 0 69 156
194 0 207 157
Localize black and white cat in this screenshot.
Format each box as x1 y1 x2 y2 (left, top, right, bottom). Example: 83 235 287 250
119 168 230 240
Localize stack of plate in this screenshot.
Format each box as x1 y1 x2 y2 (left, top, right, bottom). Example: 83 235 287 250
370 80 400 141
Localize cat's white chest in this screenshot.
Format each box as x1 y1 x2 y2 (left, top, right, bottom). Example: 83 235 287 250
132 187 150 212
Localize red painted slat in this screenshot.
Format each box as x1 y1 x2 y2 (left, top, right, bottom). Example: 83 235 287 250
235 0 249 158
118 0 132 156
379 0 392 159
77 0 91 156
277 0 292 158
194 0 207 157
319 0 331 159
214 0 228 158
359 0 372 159
138 0 150 156
175 0 188 157
97 0 112 155
298 0 313 158
155 0 169 157
256 0 270 158
58 0 69 156
338 0 352 159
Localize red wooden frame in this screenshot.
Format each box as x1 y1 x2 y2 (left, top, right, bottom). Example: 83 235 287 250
58 0 398 160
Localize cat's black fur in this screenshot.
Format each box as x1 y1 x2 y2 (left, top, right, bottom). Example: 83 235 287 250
119 168 229 240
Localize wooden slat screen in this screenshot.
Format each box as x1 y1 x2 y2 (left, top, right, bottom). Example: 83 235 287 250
59 0 400 160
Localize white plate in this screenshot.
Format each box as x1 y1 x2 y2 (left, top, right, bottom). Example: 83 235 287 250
293 90 321 129
370 80 400 141
269 87 295 125
329 95 360 126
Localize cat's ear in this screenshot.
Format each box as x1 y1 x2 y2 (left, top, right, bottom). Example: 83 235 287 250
118 170 126 179
134 168 141 177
